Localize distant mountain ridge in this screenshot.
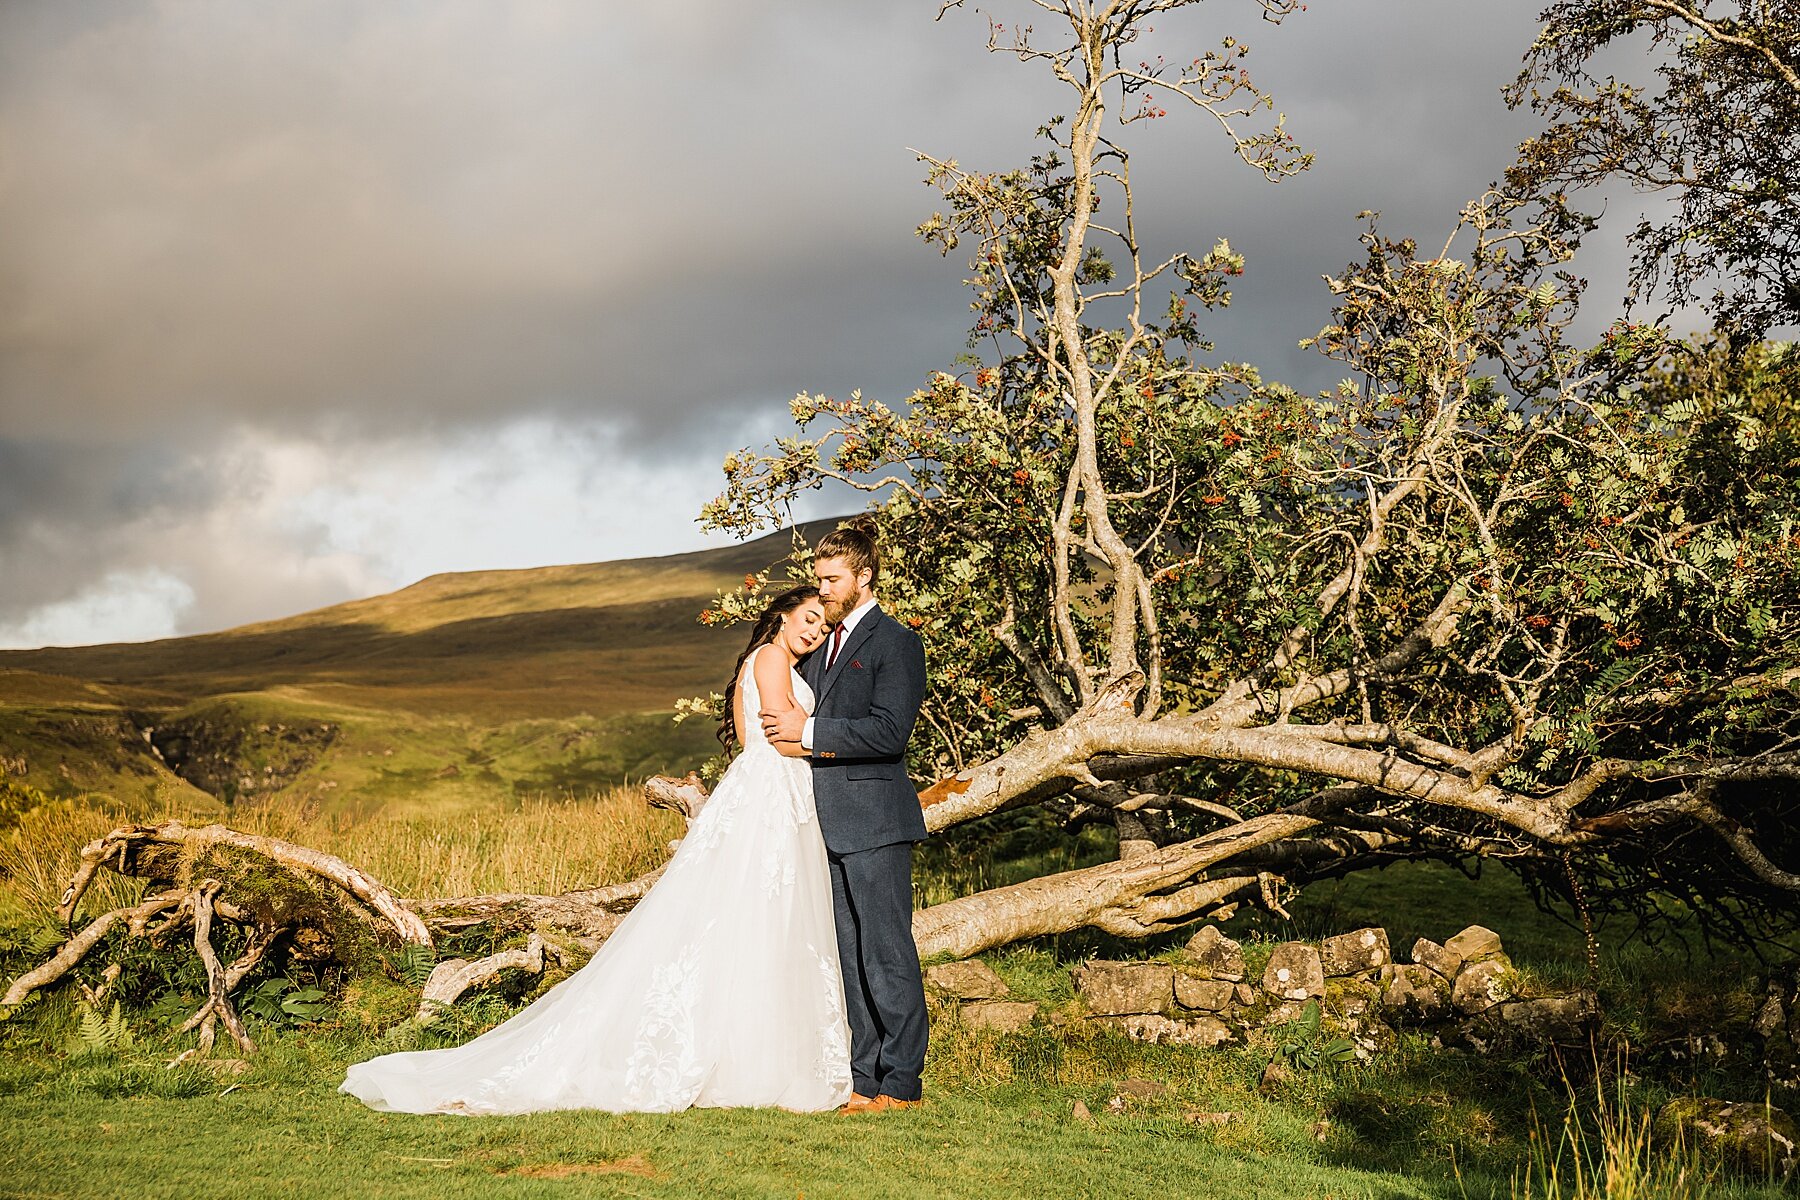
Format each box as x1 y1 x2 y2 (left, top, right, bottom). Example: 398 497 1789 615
0 520 835 812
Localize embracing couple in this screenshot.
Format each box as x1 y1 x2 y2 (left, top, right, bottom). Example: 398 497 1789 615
341 517 929 1115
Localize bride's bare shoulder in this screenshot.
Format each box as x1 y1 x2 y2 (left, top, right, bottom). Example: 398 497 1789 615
750 642 795 700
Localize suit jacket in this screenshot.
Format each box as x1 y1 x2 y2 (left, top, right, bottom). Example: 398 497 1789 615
803 605 928 855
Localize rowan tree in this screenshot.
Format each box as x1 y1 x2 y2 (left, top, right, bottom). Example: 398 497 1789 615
1506 1 1800 340
703 0 1800 953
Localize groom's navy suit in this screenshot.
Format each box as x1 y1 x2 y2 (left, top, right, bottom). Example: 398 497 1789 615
803 604 929 1102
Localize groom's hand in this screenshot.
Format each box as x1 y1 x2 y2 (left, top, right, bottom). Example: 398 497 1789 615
761 706 807 745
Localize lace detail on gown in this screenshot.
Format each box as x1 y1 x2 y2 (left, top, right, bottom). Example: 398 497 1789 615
340 644 851 1114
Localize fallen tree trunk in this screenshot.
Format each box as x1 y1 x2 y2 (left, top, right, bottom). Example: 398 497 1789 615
3 770 1368 1043
405 871 663 946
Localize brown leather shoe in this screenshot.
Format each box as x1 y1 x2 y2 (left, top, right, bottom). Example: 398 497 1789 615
867 1094 923 1112
838 1092 878 1114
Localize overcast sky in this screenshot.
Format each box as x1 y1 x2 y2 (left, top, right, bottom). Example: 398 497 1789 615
1 1 1664 649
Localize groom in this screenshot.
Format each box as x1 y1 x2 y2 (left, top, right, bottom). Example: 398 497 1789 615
762 518 929 1114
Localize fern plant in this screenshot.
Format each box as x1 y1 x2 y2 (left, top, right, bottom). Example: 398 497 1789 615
387 943 437 990
70 1000 133 1057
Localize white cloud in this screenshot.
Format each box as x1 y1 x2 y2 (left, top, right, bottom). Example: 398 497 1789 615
0 568 195 650
260 418 732 585
0 416 772 648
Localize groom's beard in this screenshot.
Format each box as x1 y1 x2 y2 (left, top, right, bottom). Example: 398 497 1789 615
821 596 854 625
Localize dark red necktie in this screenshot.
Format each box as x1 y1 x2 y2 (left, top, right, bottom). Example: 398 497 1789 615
827 625 845 670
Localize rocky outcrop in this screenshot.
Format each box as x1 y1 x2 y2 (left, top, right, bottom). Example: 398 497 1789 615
151 704 337 803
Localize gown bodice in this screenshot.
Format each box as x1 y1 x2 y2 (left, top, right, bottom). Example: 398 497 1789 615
737 645 815 755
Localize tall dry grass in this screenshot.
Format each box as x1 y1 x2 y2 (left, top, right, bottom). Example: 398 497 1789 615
227 787 682 898
0 786 682 923
0 796 158 921
1509 1069 1720 1200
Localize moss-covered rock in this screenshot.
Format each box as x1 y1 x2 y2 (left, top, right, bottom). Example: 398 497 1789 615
1655 1097 1798 1178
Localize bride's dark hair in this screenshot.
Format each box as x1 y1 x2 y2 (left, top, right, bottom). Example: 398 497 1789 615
718 584 821 751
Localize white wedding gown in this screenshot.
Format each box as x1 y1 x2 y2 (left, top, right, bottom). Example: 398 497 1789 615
340 647 853 1114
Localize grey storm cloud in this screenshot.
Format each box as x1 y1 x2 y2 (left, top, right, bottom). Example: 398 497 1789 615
0 1 1656 644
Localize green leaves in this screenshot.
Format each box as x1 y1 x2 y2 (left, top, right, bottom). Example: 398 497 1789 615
1270 999 1357 1070
240 978 330 1027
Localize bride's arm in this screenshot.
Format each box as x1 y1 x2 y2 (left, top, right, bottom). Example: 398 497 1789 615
752 645 809 757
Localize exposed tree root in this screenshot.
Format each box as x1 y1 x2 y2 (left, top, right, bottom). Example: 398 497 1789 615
186 882 255 1057
406 870 664 946
60 822 430 948
0 773 1381 1042
2 891 186 1006
413 934 552 1025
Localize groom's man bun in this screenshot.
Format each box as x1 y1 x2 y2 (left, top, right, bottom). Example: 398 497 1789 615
816 515 880 588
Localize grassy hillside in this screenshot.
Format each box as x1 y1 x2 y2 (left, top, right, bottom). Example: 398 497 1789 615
0 522 829 813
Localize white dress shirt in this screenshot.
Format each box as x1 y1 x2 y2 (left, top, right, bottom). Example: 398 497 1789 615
801 596 878 750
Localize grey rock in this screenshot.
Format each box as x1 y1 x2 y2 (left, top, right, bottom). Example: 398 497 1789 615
1183 925 1246 981
924 959 1010 1001
1383 963 1452 1022
1349 1018 1400 1058
1262 999 1310 1026
1097 1014 1235 1048
958 1000 1040 1033
1183 1110 1238 1127
1324 975 1384 1020
1114 1078 1168 1099
1411 937 1463 980
1496 991 1597 1043
196 1058 251 1077
1073 961 1173 1016
1175 974 1236 1013
1451 956 1517 1015
1321 927 1391 977
1257 1059 1293 1093
1445 925 1505 964
1262 942 1326 1001
1753 994 1786 1040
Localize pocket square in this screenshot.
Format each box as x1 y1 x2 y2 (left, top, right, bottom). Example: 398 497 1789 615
850 659 863 669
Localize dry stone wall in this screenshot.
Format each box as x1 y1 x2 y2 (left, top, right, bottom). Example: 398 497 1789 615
926 923 1603 1056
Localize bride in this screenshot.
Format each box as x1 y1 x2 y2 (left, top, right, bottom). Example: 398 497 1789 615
340 586 853 1114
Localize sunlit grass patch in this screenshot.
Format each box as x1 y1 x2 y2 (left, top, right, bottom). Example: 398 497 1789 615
224 784 682 898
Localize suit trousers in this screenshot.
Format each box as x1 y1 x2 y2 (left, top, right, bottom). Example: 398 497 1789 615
827 840 927 1101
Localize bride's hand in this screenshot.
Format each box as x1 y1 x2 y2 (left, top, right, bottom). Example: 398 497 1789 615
760 706 807 744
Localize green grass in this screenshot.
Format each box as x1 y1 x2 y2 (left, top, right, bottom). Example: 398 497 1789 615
1 1012 1793 1200
1 839 1793 1199
0 1025 1536 1200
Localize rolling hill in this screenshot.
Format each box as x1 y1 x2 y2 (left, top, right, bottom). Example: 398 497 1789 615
0 522 830 816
